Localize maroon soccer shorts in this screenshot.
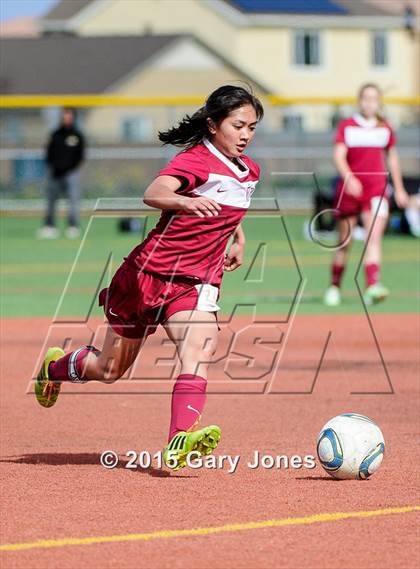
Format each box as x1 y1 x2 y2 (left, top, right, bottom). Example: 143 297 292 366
99 261 220 339
334 181 389 219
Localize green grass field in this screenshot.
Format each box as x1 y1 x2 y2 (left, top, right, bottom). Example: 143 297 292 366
1 213 418 319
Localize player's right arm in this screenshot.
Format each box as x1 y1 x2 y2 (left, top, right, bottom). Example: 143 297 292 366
333 143 362 197
143 175 221 218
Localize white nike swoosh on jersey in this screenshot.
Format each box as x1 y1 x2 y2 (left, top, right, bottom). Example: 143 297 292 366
109 308 118 317
187 404 200 415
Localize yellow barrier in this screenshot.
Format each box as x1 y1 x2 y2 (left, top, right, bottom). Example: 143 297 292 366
0 94 419 108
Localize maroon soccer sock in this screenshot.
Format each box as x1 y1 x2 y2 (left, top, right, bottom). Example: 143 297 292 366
168 374 207 442
365 263 380 287
331 263 345 287
48 346 100 383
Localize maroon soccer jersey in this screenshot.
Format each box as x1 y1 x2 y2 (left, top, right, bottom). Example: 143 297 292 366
335 114 395 191
126 138 260 286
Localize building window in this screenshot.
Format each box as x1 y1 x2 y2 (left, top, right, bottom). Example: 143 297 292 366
121 116 153 142
294 30 321 66
282 114 304 132
371 31 388 66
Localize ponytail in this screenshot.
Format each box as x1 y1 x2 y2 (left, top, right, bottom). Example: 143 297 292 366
158 84 264 149
158 106 208 148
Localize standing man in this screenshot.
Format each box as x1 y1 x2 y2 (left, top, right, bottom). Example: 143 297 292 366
38 108 85 239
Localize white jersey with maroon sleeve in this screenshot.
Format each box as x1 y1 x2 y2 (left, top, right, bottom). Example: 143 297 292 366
335 114 396 192
127 138 260 286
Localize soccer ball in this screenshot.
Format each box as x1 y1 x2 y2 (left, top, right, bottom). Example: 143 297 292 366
317 413 385 480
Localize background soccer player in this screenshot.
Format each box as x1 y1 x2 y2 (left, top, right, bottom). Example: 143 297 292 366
35 85 263 471
324 83 408 307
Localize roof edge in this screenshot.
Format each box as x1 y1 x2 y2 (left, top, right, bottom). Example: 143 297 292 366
205 0 419 29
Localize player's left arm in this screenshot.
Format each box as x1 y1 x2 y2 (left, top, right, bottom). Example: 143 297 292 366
387 147 409 209
224 224 245 272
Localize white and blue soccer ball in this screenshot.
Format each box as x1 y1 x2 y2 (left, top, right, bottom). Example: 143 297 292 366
317 413 385 480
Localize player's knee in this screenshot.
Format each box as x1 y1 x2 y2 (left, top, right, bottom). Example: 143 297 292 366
184 345 216 367
101 370 120 383
201 345 217 362
97 361 125 383
202 336 218 359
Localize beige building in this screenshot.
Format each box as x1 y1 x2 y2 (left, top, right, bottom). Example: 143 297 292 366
40 0 420 129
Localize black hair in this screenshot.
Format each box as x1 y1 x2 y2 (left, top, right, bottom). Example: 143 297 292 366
62 107 76 116
158 85 264 149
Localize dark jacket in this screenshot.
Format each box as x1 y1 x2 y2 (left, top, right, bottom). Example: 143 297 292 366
46 125 85 178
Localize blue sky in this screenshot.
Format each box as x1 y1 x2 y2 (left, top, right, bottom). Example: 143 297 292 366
0 0 59 22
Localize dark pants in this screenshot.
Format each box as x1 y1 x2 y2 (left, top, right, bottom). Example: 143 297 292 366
44 169 81 228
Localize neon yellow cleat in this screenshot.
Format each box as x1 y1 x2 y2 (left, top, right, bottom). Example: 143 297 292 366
163 425 221 471
363 283 389 306
35 347 65 408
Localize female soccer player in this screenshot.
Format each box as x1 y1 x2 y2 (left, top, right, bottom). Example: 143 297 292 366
324 83 408 307
35 85 263 470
